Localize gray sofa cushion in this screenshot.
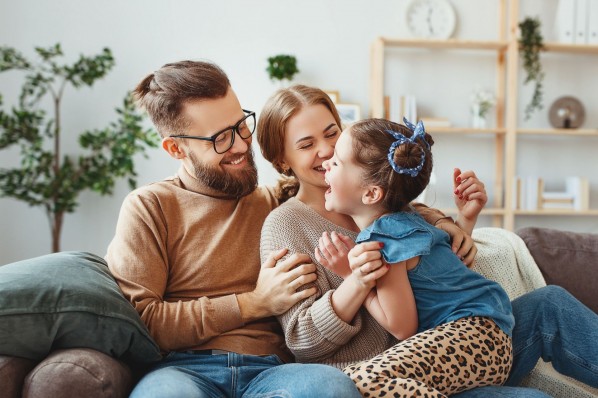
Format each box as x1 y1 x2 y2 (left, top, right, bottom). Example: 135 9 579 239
0 251 161 364
516 227 598 314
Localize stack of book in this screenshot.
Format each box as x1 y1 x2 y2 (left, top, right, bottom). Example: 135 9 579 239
383 94 417 123
383 95 452 128
513 176 590 211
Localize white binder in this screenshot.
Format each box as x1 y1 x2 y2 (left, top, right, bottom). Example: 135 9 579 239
575 0 589 43
556 0 577 43
588 0 598 44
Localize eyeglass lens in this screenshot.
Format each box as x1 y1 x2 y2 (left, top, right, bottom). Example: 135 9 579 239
214 113 256 153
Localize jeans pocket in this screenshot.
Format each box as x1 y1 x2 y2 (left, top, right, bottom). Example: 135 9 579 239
250 355 284 366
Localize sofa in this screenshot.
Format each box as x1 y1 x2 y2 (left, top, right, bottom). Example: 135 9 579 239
1 227 597 398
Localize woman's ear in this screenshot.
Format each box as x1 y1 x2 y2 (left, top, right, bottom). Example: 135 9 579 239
162 137 187 159
362 185 384 205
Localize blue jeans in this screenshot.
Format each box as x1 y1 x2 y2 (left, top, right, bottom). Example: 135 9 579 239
506 285 598 387
130 351 361 398
453 285 598 398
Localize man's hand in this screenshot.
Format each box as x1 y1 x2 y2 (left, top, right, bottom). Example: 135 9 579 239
238 249 317 322
315 231 355 279
435 220 477 267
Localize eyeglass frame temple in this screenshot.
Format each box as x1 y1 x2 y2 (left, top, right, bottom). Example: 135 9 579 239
168 109 256 153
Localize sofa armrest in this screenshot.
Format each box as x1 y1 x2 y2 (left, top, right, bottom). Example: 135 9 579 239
516 227 598 314
23 349 134 398
0 355 37 398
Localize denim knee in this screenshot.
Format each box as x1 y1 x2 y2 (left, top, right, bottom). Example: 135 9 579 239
527 285 572 311
301 364 360 398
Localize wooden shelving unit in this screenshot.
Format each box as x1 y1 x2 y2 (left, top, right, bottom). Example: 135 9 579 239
369 0 597 230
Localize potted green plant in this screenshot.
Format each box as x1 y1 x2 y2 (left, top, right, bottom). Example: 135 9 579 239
0 44 159 252
266 54 299 86
519 17 545 120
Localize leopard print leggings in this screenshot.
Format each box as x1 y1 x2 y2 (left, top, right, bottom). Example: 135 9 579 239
344 317 512 398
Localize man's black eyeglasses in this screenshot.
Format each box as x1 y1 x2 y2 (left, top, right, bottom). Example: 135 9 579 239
170 109 256 154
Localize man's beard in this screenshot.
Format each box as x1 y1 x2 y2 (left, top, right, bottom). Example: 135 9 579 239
188 147 258 198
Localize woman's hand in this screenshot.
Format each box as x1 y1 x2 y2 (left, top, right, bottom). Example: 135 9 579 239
347 242 389 289
435 220 477 267
315 231 355 279
453 168 488 235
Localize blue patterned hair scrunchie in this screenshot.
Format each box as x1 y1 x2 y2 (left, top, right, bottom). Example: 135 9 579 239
386 117 430 177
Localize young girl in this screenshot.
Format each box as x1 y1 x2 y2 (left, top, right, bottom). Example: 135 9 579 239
322 117 515 396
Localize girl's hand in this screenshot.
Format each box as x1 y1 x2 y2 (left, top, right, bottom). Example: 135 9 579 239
315 231 355 279
453 168 488 235
347 242 389 289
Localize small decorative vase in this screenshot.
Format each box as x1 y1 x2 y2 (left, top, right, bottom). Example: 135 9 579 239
275 78 292 89
471 104 487 129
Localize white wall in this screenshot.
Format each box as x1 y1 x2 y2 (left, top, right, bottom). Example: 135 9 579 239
1 0 597 264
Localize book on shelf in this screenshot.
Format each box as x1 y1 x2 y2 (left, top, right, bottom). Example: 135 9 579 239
575 0 589 43
556 0 577 43
541 191 575 209
515 176 590 211
589 0 598 44
420 117 452 128
526 177 543 210
567 176 590 210
385 94 417 124
513 176 542 210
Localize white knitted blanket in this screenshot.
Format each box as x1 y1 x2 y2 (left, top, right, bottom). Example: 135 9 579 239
471 227 546 300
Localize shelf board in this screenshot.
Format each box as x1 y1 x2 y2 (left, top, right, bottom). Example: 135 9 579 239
517 128 598 136
515 209 598 216
439 208 598 216
379 38 508 51
427 127 506 134
543 42 598 54
438 208 506 215
378 39 598 54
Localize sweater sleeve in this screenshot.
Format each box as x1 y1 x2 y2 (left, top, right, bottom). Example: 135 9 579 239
411 202 454 225
260 206 363 363
106 190 244 352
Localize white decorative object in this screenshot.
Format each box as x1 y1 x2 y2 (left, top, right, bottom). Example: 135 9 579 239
470 88 495 129
405 0 457 40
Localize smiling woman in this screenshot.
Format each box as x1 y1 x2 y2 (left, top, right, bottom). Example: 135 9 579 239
257 85 344 206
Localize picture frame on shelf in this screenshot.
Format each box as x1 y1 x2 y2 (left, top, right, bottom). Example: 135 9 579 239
324 90 340 104
336 103 361 124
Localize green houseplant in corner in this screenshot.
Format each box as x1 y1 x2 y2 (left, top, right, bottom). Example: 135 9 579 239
0 44 159 252
519 17 545 120
266 54 299 87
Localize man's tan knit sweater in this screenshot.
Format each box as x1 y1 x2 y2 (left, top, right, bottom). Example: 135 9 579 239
106 166 292 362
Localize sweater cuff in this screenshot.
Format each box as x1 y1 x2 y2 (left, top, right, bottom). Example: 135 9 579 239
311 290 362 345
434 215 455 226
210 294 244 332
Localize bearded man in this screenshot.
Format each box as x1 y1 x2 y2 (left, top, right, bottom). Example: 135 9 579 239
105 60 362 397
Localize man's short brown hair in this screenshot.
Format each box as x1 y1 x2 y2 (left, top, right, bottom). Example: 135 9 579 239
133 60 230 137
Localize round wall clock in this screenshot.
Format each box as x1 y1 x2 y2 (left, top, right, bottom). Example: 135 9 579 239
406 0 457 40
548 96 585 129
